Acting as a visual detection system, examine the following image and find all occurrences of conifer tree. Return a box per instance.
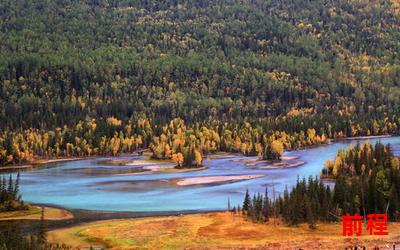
[14,172,20,201]
[243,189,250,214]
[262,187,269,221]
[38,207,47,246]
[305,196,316,230]
[7,175,13,200]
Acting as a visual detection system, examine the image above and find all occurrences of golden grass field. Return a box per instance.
[0,206,73,221]
[48,212,400,249]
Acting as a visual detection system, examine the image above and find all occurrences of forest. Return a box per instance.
[1,0,400,166]
[240,142,400,228]
[239,177,333,229]
[323,142,400,220]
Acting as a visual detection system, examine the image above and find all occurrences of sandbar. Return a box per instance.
[176,174,265,186]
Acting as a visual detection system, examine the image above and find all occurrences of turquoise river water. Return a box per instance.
[3,136,400,212]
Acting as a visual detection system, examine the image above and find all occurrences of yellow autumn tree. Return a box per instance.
[106,116,122,127]
[194,150,202,167]
[270,140,284,160]
[164,144,172,159]
[172,153,184,167]
[255,143,263,159]
[332,156,343,177]
[324,159,333,176]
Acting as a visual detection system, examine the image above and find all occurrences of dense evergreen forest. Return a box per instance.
[1,0,400,166]
[240,143,400,227]
[240,178,334,229]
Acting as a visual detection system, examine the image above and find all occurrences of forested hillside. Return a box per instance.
[1,0,400,165]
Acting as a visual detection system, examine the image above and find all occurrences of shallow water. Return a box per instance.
[3,137,400,212]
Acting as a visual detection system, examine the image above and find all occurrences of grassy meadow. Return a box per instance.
[48,212,400,249]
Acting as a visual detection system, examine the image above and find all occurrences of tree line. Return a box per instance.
[0,118,151,166]
[3,114,399,168]
[239,177,334,229]
[0,116,330,167]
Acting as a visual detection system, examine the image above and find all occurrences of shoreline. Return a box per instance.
[2,203,223,234]
[0,149,151,172]
[0,134,397,172]
[341,134,392,140]
[0,205,73,221]
[0,157,84,173]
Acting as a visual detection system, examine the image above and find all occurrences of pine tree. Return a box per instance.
[306,196,316,230]
[38,207,47,246]
[0,177,2,203]
[7,175,13,200]
[262,187,269,221]
[1,177,6,203]
[14,172,20,201]
[243,189,250,214]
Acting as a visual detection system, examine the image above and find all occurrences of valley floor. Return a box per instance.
[48,212,400,249]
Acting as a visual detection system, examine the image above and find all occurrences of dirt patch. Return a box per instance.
[258,160,305,169]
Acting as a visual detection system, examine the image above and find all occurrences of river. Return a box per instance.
[3,136,400,212]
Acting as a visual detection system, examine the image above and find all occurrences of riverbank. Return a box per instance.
[0,206,219,236]
[47,212,400,249]
[99,157,172,166]
[0,157,83,172]
[1,134,395,172]
[342,134,392,140]
[0,206,73,221]
[0,149,151,172]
